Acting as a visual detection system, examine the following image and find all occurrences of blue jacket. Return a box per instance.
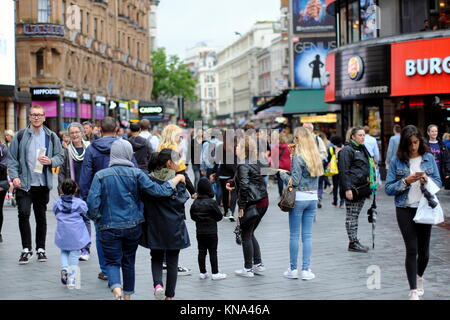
[386,134,400,165]
[79,136,137,200]
[86,165,175,231]
[53,195,90,251]
[280,154,319,192]
[385,153,441,207]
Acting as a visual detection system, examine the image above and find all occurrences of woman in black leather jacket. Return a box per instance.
[232,136,268,278]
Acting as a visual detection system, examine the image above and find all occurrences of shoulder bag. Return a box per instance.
[278,178,295,212]
[239,205,259,227]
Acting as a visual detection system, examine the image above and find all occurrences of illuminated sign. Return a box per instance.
[348,56,364,81]
[139,106,163,114]
[300,113,337,123]
[32,88,60,96]
[405,56,450,76]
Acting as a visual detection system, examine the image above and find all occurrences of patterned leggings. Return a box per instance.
[345,199,365,243]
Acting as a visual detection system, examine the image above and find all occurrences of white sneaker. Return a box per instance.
[409,289,420,300]
[235,269,254,278]
[79,250,90,261]
[417,276,424,296]
[199,272,209,280]
[253,263,266,274]
[283,268,299,279]
[211,273,227,280]
[301,269,315,280]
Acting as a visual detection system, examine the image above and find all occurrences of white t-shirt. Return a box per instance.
[407,156,422,208]
[295,191,318,201]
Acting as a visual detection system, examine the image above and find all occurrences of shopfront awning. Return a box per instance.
[253,90,289,114]
[283,89,332,115]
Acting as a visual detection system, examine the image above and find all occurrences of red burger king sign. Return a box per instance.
[391,37,450,96]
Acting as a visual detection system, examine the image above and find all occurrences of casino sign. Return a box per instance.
[23,24,65,36]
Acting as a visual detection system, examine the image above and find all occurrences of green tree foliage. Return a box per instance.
[151,48,197,102]
[184,108,202,127]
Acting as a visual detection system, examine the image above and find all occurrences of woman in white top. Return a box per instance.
[385,125,441,300]
[279,127,324,280]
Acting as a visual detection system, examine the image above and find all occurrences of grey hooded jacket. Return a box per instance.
[8,125,64,191]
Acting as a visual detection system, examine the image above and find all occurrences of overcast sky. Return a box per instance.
[157,0,280,59]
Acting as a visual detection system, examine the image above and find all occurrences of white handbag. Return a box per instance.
[413,178,444,225]
[413,195,444,225]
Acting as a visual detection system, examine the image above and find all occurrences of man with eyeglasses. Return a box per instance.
[8,105,64,264]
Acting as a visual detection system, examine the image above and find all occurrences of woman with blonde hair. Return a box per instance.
[279,127,323,280]
[156,124,195,276]
[158,124,196,197]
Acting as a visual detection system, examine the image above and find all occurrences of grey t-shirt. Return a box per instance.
[28,127,47,187]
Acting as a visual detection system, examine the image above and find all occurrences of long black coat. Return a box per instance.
[140,178,190,250]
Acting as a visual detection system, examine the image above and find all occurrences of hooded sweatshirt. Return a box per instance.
[109,138,134,167]
[53,195,90,251]
[79,136,117,200]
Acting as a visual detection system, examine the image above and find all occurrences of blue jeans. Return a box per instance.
[60,250,80,270]
[288,200,317,271]
[94,223,107,274]
[99,225,142,295]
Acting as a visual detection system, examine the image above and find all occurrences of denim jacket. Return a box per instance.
[280,154,319,192]
[385,153,441,207]
[87,165,175,231]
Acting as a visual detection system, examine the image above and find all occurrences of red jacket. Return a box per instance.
[271,143,291,171]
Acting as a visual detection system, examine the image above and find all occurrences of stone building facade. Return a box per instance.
[10,0,157,133]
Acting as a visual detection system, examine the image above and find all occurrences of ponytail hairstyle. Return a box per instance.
[61,178,78,196]
[148,148,181,172]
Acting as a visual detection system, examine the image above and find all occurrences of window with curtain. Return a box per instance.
[38,0,51,23]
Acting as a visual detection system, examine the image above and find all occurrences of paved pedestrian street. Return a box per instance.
[1,176,449,300]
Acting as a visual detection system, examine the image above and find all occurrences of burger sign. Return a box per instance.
[347,56,364,81]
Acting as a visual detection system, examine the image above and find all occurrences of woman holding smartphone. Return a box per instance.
[385,125,441,300]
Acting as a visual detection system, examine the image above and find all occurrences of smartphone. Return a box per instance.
[415,171,425,177]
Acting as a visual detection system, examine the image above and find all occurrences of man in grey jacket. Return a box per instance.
[8,105,64,264]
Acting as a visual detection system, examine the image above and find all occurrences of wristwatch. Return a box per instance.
[402,178,409,186]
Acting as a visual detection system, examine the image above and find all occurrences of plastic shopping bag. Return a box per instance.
[413,195,444,225]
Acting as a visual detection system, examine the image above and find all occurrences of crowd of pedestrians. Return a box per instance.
[1,105,450,300]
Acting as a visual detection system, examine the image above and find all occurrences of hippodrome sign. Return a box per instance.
[23,24,64,36]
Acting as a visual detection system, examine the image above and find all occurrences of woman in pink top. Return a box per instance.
[272,133,291,197]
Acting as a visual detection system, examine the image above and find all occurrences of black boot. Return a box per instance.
[348,241,369,253]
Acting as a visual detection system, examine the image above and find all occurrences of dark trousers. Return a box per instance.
[0,190,6,234]
[192,164,202,190]
[219,179,236,215]
[332,175,344,205]
[151,249,180,298]
[241,206,268,269]
[99,225,141,295]
[16,186,50,250]
[396,207,432,290]
[197,233,219,274]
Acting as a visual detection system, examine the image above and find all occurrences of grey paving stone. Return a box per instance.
[0,175,449,300]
